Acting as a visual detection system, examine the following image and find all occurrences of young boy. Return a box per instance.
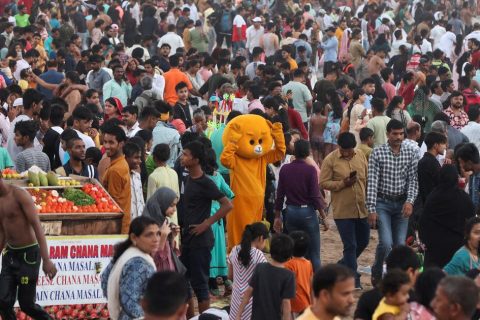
[123,142,144,219]
[141,271,189,320]
[187,109,207,135]
[285,231,314,317]
[381,68,396,103]
[366,98,391,147]
[179,141,232,317]
[418,131,447,203]
[358,127,374,160]
[236,233,296,320]
[173,81,193,128]
[14,120,51,173]
[147,143,179,199]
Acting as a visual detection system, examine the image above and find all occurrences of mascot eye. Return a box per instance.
[249,139,255,145]
[259,139,263,144]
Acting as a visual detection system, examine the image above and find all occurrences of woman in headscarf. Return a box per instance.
[419,164,475,268]
[104,97,123,121]
[142,187,180,272]
[407,85,441,134]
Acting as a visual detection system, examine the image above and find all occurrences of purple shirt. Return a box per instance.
[275,159,324,211]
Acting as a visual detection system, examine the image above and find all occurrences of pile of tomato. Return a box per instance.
[16,304,109,319]
[29,184,121,214]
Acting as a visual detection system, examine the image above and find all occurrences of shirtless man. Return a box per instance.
[0,178,57,320]
[367,49,387,77]
[309,102,328,166]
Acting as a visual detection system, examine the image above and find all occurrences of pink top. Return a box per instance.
[248,99,265,112]
[199,67,213,82]
[383,83,396,104]
[409,302,435,320]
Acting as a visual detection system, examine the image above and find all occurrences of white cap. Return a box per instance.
[318,9,326,14]
[252,17,262,23]
[13,98,23,107]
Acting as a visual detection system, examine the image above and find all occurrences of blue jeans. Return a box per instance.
[334,218,370,286]
[371,199,409,281]
[285,205,321,271]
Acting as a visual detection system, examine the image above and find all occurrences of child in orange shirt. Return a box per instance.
[285,231,314,316]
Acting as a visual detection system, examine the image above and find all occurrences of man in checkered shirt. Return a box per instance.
[366,119,419,284]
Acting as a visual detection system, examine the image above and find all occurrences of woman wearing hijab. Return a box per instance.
[419,164,475,268]
[142,187,181,272]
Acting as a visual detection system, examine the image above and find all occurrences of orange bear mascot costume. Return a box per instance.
[221,114,286,251]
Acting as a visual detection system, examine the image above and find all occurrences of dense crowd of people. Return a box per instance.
[2,0,480,319]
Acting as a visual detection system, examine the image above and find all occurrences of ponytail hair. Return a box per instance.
[112,216,159,263]
[238,222,269,267]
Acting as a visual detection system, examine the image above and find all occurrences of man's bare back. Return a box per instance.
[0,185,37,248]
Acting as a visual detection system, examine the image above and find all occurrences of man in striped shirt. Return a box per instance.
[14,120,50,173]
[366,119,419,285]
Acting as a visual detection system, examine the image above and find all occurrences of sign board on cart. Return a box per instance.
[0,234,127,306]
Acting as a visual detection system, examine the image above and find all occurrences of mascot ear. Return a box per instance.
[229,122,243,142]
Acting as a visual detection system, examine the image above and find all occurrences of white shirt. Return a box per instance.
[420,39,433,54]
[183,3,199,22]
[391,39,412,57]
[245,61,265,80]
[246,25,264,53]
[157,32,185,56]
[152,74,165,99]
[14,59,30,81]
[464,30,480,50]
[130,171,145,219]
[323,14,333,28]
[126,44,150,61]
[430,25,446,50]
[233,14,246,32]
[129,2,141,26]
[461,121,480,152]
[73,129,95,150]
[127,122,141,138]
[438,31,457,59]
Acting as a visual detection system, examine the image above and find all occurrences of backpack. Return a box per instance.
[463,89,480,113]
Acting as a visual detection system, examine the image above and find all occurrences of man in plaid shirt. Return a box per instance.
[367,119,419,284]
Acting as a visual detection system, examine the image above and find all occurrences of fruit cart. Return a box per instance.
[0,170,126,319]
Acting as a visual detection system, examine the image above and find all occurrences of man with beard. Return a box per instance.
[444,91,469,130]
[61,137,98,179]
[297,264,355,320]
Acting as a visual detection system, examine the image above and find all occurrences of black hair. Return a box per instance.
[465,216,480,246]
[226,110,242,123]
[183,141,206,166]
[386,119,404,132]
[175,81,188,93]
[293,139,310,159]
[385,245,421,271]
[169,54,180,67]
[152,143,170,163]
[424,131,447,149]
[381,268,411,297]
[112,216,159,263]
[270,233,294,263]
[312,264,355,297]
[414,268,446,308]
[49,105,65,127]
[455,143,480,164]
[123,105,139,116]
[139,106,161,122]
[380,68,393,81]
[135,130,153,144]
[361,77,375,86]
[385,96,404,118]
[123,141,142,158]
[371,98,385,113]
[72,106,94,121]
[14,120,38,141]
[103,125,127,143]
[86,147,102,166]
[468,104,480,122]
[143,271,189,317]
[39,104,51,121]
[360,127,374,141]
[203,148,218,176]
[337,132,357,149]
[290,231,310,257]
[23,89,44,110]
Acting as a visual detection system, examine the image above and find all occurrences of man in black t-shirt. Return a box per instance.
[179,141,232,318]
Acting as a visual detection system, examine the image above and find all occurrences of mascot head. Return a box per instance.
[223,114,274,159]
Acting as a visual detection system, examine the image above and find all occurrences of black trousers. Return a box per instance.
[0,244,52,320]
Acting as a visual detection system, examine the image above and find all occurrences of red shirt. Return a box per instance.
[288,107,308,139]
[472,49,480,69]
